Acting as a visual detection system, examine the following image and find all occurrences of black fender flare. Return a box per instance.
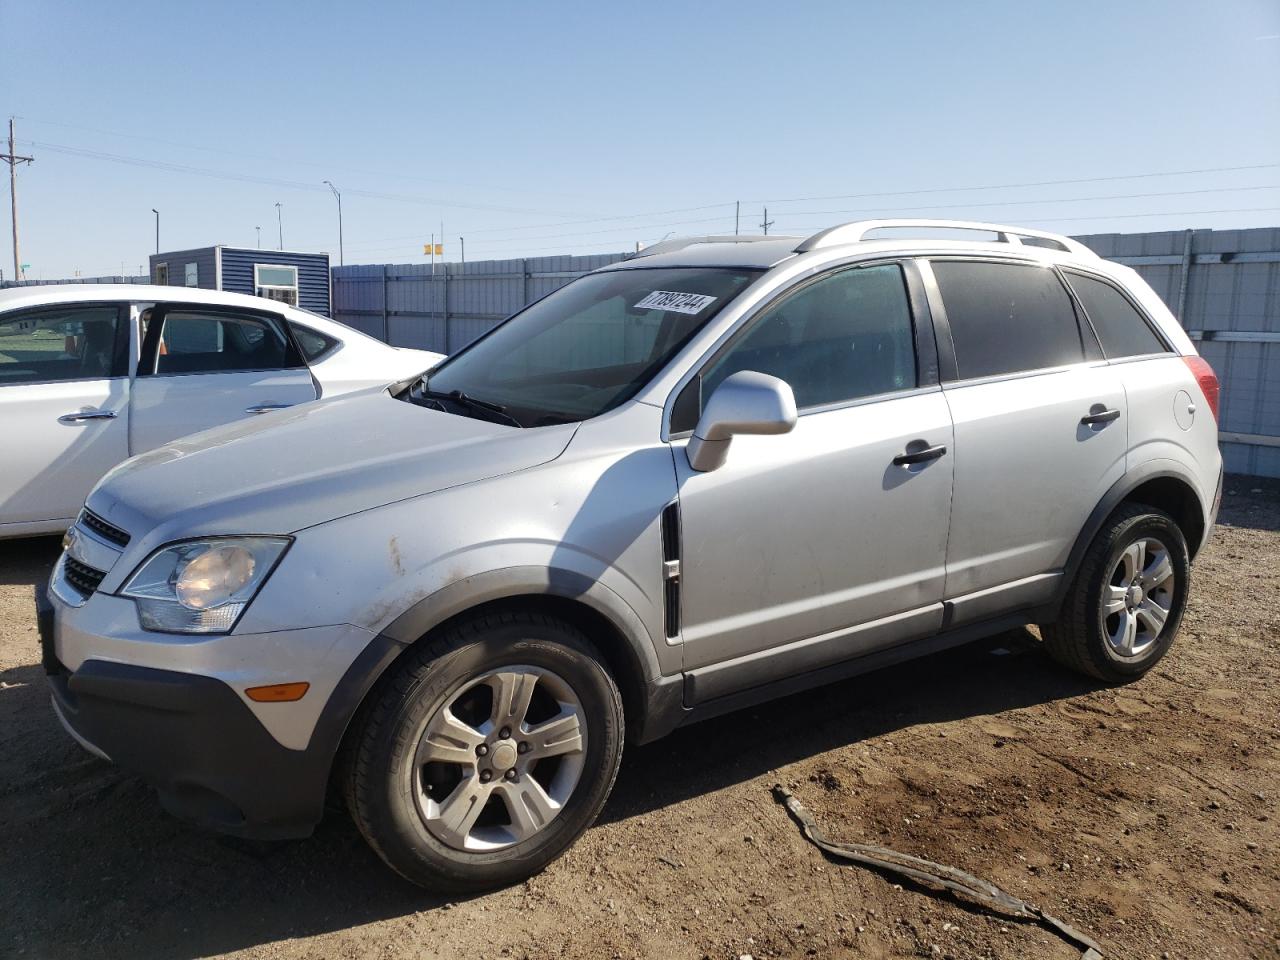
[1047,461,1208,614]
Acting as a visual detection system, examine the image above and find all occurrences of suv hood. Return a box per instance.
[87,389,577,547]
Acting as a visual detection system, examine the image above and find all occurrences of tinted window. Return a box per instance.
[0,304,126,385]
[1065,272,1167,359]
[703,264,917,409]
[424,267,757,424]
[149,309,301,375]
[288,322,338,362]
[932,261,1085,379]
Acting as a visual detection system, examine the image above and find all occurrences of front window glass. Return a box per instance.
[0,305,126,384]
[702,264,917,410]
[419,268,759,425]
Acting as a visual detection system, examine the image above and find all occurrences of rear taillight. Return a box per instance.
[1182,355,1220,423]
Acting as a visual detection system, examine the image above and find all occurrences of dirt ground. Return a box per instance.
[2,485,1277,960]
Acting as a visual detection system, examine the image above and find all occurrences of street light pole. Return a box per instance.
[255,226,261,249]
[323,180,343,266]
[275,202,283,250]
[151,208,159,253]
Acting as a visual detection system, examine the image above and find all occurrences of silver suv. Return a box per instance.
[41,219,1223,891]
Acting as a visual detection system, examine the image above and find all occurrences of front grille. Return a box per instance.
[63,557,106,598]
[80,509,130,547]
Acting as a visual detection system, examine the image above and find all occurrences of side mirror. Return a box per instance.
[686,370,797,472]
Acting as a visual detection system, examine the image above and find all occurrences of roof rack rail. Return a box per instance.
[794,219,1096,258]
[629,235,787,259]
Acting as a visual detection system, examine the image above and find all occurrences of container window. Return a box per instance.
[254,264,299,306]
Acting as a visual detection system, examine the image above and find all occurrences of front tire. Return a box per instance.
[344,611,624,891]
[1043,503,1190,682]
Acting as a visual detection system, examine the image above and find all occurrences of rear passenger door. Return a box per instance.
[924,258,1127,624]
[129,303,317,452]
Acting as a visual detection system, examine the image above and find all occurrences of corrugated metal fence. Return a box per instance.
[1080,228,1280,478]
[332,255,626,354]
[334,228,1279,477]
[1,274,149,288]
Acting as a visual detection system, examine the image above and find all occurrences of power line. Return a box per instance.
[753,183,1280,221]
[345,183,1278,253]
[20,139,562,216]
[450,205,1280,259]
[346,163,1280,248]
[15,115,584,201]
[748,162,1280,206]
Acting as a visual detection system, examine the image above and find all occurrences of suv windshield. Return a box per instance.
[409,267,759,426]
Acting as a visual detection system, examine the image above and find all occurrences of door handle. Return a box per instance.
[1080,408,1121,426]
[57,409,117,424]
[893,443,947,466]
[245,403,294,415]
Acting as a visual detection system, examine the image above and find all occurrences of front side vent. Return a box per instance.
[660,502,681,639]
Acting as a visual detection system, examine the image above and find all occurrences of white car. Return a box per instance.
[0,284,442,538]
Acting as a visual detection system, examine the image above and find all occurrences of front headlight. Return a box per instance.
[121,537,291,634]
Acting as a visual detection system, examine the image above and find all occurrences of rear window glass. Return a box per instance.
[151,310,301,375]
[932,261,1085,379]
[1064,272,1167,359]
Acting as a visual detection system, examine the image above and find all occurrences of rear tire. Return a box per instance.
[1043,503,1190,682]
[343,610,624,892]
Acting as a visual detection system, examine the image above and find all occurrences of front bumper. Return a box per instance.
[38,583,405,840]
[48,653,330,838]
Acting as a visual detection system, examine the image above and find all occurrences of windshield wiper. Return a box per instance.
[414,384,525,428]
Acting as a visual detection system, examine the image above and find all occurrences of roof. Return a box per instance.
[0,283,291,312]
[600,220,1102,273]
[0,282,414,355]
[607,237,803,271]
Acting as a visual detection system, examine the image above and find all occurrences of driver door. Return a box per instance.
[671,262,955,703]
[0,301,132,531]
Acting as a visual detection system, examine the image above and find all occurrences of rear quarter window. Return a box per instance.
[1064,272,1168,359]
[288,322,339,362]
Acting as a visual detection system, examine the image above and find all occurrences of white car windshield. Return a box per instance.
[407,267,759,427]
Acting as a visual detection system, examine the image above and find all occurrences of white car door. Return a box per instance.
[0,302,133,533]
[129,302,318,452]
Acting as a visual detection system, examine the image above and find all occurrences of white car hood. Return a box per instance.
[87,389,576,552]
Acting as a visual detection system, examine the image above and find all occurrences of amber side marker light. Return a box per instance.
[245,682,310,703]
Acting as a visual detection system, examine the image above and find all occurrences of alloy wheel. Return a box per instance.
[1101,536,1175,659]
[409,666,587,851]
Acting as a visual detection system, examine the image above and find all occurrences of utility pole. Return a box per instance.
[323,180,343,266]
[275,202,283,250]
[151,208,159,253]
[3,118,34,283]
[735,200,740,236]
[460,236,465,264]
[255,226,261,249]
[760,206,774,236]
[430,232,435,275]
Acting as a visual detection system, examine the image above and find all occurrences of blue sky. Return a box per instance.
[2,0,1278,279]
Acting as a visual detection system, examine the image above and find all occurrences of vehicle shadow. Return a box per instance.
[0,534,60,585]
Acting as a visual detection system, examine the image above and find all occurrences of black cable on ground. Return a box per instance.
[772,785,1105,959]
